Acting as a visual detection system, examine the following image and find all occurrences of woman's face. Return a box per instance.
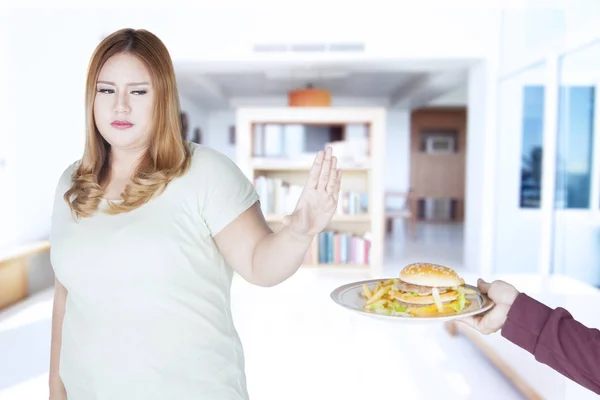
[94,53,155,151]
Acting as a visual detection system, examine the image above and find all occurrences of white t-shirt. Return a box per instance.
[50,143,259,400]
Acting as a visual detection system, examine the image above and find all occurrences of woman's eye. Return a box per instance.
[96,88,147,95]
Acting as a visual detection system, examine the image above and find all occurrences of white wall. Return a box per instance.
[564,0,600,34]
[3,11,92,247]
[464,62,493,276]
[383,110,411,192]
[493,65,546,275]
[499,2,600,75]
[206,111,237,161]
[460,8,502,276]
[237,7,500,61]
[499,8,567,74]
[179,95,208,142]
[552,213,600,284]
[0,14,15,251]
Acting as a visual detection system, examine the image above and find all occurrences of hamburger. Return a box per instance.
[392,263,469,316]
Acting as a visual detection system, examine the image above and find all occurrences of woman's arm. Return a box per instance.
[213,147,341,287]
[213,203,314,287]
[49,278,68,399]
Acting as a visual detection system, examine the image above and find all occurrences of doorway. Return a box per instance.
[409,108,467,223]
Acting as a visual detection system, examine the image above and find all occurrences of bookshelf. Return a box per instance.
[236,107,386,275]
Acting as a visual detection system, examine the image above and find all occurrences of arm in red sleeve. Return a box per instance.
[501,293,600,395]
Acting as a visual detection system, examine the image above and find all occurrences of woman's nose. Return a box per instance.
[114,93,130,114]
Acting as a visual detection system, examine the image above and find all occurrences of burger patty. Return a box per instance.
[397,280,450,295]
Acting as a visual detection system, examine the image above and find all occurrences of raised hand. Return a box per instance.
[282,146,342,237]
[458,279,520,334]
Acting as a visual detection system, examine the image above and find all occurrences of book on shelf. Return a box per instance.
[303,231,371,266]
[254,176,368,216]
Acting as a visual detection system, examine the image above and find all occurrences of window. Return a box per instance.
[520,85,545,208]
[517,82,597,210]
[551,39,600,285]
[555,86,595,209]
[494,62,548,274]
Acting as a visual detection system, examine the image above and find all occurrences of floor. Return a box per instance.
[0,222,524,400]
[382,220,465,275]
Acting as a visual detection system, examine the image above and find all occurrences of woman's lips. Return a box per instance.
[111,120,133,129]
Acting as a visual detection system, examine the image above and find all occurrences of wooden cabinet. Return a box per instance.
[0,241,50,310]
[410,108,467,222]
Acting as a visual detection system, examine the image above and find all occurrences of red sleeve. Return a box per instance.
[501,293,600,395]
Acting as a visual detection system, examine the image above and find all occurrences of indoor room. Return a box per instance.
[1,3,599,400]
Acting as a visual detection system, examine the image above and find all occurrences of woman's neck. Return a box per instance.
[109,147,145,179]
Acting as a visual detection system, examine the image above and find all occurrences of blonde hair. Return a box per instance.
[64,28,191,218]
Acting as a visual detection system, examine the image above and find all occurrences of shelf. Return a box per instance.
[265,214,371,223]
[252,158,370,172]
[236,107,386,275]
[301,263,370,269]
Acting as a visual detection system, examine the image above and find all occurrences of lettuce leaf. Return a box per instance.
[392,301,407,313]
[449,292,466,312]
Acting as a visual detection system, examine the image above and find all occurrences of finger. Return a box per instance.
[333,170,342,203]
[456,316,476,329]
[326,156,338,193]
[457,315,482,331]
[317,147,332,191]
[306,150,325,189]
[477,278,491,294]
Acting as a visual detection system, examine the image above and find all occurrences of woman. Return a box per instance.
[459,279,600,395]
[49,28,342,400]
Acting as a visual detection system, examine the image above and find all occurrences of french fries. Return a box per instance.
[360,279,410,316]
[360,279,474,317]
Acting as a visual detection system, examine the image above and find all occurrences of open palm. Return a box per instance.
[283,146,342,236]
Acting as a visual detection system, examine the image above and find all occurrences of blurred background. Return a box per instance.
[1,1,599,399]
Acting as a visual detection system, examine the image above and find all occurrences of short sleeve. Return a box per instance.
[194,147,260,237]
[51,161,79,220]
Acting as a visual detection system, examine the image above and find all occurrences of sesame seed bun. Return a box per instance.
[399,262,463,288]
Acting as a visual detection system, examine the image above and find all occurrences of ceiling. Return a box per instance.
[175,59,472,110]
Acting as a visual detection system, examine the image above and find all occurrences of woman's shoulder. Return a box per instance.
[57,160,81,187]
[51,160,81,204]
[188,142,227,160]
[184,142,250,186]
[186,142,238,172]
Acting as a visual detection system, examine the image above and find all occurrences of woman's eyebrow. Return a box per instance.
[96,80,150,86]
